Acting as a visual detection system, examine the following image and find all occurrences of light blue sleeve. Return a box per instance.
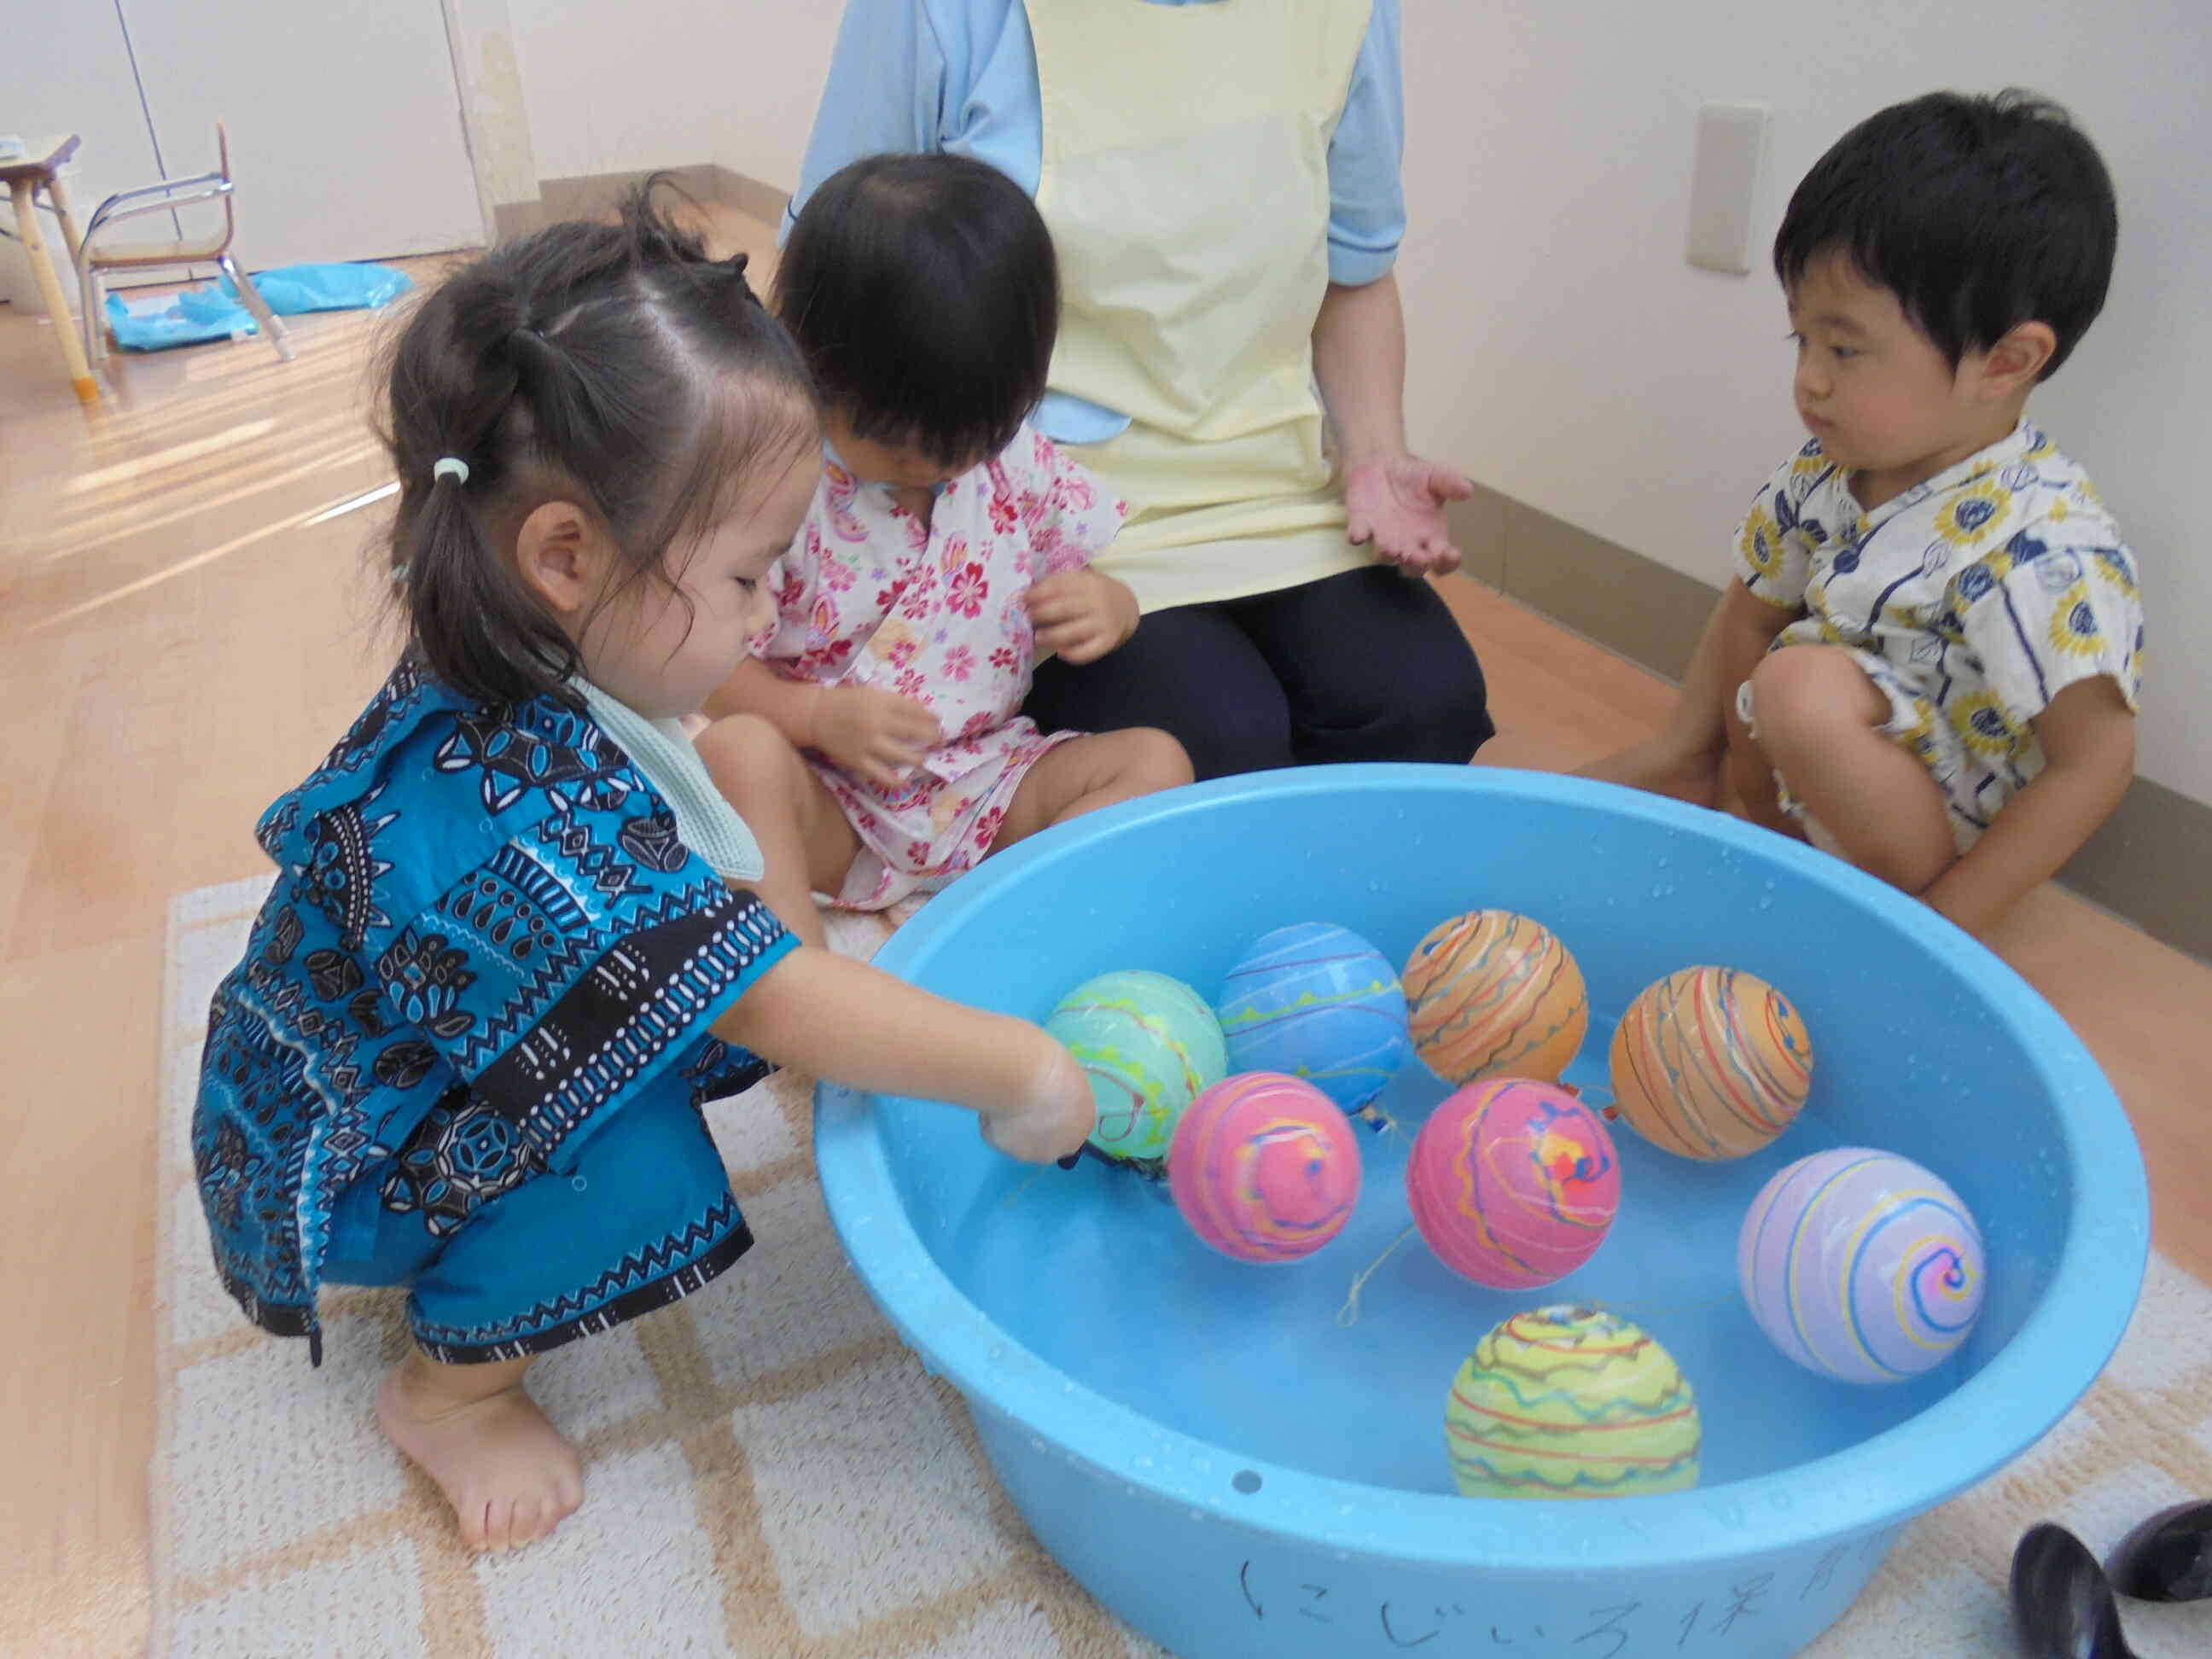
[1327,0,1407,286]
[786,0,956,232]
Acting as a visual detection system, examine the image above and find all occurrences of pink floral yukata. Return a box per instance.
[752,423,1126,908]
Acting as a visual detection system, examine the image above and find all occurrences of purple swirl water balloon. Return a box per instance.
[1738,1147,1986,1385]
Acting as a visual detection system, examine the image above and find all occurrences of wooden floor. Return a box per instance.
[1,212,2205,1657]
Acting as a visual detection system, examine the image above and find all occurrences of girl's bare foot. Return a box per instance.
[376,1350,585,1551]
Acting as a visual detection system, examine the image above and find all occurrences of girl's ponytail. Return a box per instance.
[399,454,578,707]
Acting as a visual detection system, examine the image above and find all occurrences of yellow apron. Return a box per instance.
[1028,0,1377,612]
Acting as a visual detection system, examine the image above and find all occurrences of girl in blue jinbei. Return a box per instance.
[191,189,1095,1553]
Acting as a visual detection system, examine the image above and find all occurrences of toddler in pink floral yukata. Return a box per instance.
[700,154,1191,946]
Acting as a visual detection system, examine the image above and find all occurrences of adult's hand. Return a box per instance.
[1344,453,1474,577]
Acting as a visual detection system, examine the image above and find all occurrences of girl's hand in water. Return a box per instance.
[813,685,942,789]
[1024,571,1140,665]
[717,949,1095,1163]
[979,1041,1098,1163]
[1344,453,1476,577]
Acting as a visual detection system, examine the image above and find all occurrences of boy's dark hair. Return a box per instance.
[776,152,1058,469]
[1774,90,2117,380]
[379,180,817,707]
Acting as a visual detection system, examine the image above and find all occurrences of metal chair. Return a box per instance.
[74,122,294,376]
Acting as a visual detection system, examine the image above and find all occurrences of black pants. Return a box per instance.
[1022,565,1494,782]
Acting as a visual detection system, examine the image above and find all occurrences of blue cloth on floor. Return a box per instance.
[103,261,414,351]
[106,289,259,350]
[220,262,413,314]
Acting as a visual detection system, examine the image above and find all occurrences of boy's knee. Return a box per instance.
[1747,645,1871,743]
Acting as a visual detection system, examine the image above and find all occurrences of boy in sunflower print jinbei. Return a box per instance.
[1589,91,2141,937]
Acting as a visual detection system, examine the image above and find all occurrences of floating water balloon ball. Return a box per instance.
[1402,910,1588,1085]
[1611,965,1814,1160]
[1045,969,1227,1169]
[1167,1072,1363,1264]
[1406,1077,1621,1290]
[1738,1147,1987,1384]
[1214,923,1409,1125]
[1444,1305,1703,1499]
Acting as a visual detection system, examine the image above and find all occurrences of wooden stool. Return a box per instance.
[2,135,99,404]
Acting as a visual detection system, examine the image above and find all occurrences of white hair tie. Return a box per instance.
[432,457,470,486]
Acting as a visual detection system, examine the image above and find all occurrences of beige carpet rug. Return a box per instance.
[153,876,2211,1658]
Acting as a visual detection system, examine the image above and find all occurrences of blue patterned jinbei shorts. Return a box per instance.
[322,1065,754,1364]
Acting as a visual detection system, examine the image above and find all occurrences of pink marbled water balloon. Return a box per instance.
[1167,1074,1364,1264]
[1408,1078,1622,1289]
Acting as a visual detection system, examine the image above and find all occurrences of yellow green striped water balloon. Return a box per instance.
[1444,1306,1703,1500]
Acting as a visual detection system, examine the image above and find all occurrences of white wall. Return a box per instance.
[504,0,834,189]
[1399,0,2211,805]
[715,10,842,192]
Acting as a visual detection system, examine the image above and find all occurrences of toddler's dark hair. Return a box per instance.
[380,182,817,706]
[1774,90,2116,381]
[776,153,1057,469]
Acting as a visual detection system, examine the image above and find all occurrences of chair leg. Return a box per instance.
[79,265,107,373]
[12,178,100,403]
[42,172,87,266]
[219,255,294,363]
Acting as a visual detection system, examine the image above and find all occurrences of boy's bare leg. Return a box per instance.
[1580,582,1796,807]
[695,713,860,951]
[993,728,1193,853]
[1745,645,1956,893]
[1726,686,1802,839]
[376,1349,582,1552]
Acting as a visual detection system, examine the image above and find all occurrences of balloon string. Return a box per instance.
[997,1171,1046,1209]
[1336,1224,1418,1328]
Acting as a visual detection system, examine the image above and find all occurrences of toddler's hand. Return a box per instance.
[1345,453,1475,577]
[978,1040,1098,1163]
[814,685,942,789]
[1024,571,1139,666]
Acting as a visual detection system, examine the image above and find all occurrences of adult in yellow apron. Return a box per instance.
[792,0,1493,779]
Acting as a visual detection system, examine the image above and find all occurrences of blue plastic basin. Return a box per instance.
[815,766,2148,1658]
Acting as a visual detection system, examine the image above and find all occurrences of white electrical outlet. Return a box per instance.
[1686,102,1772,276]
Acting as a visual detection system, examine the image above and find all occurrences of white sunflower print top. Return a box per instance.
[1733,422,2142,848]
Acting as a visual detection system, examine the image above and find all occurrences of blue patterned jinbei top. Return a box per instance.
[193,660,795,1361]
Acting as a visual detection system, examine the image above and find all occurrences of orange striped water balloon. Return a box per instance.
[1401,911,1588,1086]
[1608,967,1813,1161]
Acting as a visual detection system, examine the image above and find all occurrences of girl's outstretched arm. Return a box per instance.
[716,944,1097,1162]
